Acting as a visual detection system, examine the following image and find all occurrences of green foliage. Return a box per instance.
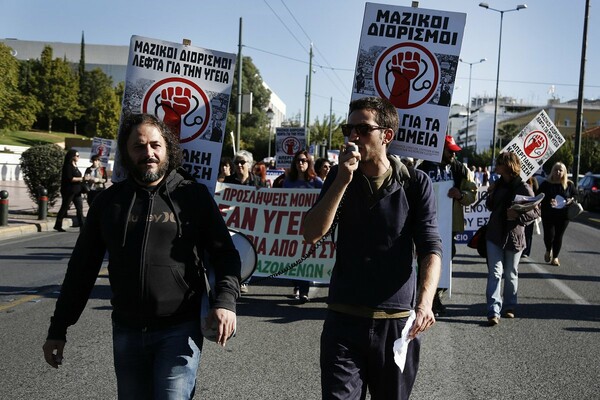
[310,114,345,151]
[579,136,600,173]
[78,68,120,138]
[0,43,40,130]
[545,138,574,174]
[19,144,64,206]
[29,46,81,132]
[225,56,272,153]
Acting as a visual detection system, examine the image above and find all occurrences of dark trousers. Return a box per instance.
[54,191,84,229]
[541,216,569,257]
[320,311,420,400]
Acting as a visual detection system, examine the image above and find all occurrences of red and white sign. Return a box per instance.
[115,35,236,194]
[501,110,566,180]
[352,3,466,163]
[275,127,307,169]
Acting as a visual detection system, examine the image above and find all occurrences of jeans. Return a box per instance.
[112,319,203,400]
[486,240,522,317]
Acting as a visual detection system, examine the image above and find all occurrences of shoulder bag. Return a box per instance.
[467,224,487,258]
[567,200,583,220]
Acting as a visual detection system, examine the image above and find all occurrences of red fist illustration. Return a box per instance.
[160,86,192,139]
[387,51,421,109]
[524,134,545,156]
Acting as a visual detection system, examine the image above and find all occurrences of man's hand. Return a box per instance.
[206,308,236,347]
[447,187,462,200]
[338,142,360,184]
[408,305,436,340]
[43,340,66,369]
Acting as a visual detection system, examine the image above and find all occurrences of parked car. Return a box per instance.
[576,174,600,211]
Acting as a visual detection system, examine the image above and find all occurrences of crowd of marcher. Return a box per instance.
[43,95,580,399]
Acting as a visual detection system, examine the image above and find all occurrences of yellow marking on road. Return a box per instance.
[0,267,109,312]
[0,294,43,312]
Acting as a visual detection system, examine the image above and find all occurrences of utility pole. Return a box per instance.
[573,0,590,186]
[306,43,313,148]
[235,17,243,153]
[328,97,333,154]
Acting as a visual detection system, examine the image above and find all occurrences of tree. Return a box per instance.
[545,138,574,174]
[0,43,40,130]
[310,113,345,151]
[29,46,81,132]
[20,144,64,207]
[225,56,272,155]
[79,68,120,138]
[497,123,520,149]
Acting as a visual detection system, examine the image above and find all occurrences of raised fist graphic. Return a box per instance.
[524,133,545,156]
[387,51,421,108]
[160,86,192,139]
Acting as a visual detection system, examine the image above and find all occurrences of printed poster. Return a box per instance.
[114,35,236,193]
[275,127,307,169]
[501,110,566,181]
[91,137,115,169]
[352,3,466,163]
[214,183,335,283]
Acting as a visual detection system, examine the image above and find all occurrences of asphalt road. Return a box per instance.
[1,216,599,400]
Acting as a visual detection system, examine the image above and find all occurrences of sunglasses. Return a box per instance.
[341,123,389,137]
[234,160,247,165]
[296,158,308,164]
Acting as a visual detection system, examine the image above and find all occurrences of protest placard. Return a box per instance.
[501,110,566,181]
[352,3,466,163]
[275,127,308,169]
[114,35,236,193]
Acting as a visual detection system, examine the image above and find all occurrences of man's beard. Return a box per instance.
[131,158,169,183]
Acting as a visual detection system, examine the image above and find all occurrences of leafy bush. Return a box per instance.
[19,144,64,207]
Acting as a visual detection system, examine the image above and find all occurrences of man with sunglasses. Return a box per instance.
[304,96,442,399]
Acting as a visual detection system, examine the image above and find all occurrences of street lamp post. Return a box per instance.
[266,107,275,159]
[479,2,527,165]
[459,58,486,150]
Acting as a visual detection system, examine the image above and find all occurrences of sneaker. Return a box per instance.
[300,294,309,304]
[502,310,515,319]
[240,284,249,294]
[293,288,300,300]
[551,258,560,266]
[544,250,552,263]
[487,316,500,326]
[432,296,447,317]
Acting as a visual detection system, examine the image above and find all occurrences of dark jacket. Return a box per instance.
[61,163,83,196]
[48,168,241,340]
[485,177,539,252]
[538,180,576,220]
[317,155,442,310]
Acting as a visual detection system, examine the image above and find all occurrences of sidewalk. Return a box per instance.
[0,180,88,240]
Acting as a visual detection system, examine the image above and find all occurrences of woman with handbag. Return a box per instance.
[538,162,577,266]
[484,152,539,326]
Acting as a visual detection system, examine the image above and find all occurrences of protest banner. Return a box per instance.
[114,35,236,193]
[457,186,490,244]
[352,3,466,163]
[275,127,308,169]
[501,110,566,181]
[214,183,334,283]
[214,179,454,289]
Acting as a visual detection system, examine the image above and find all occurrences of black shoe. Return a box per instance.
[432,296,447,316]
[54,227,66,232]
[299,295,309,304]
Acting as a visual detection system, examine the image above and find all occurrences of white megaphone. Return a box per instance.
[201,228,257,342]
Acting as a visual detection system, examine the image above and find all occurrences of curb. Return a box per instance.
[0,218,74,240]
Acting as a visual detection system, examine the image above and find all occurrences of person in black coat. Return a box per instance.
[53,149,84,232]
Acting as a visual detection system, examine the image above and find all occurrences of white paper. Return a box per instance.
[553,195,566,209]
[393,310,416,372]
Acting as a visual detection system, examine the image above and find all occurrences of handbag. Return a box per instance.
[467,224,488,258]
[567,200,583,220]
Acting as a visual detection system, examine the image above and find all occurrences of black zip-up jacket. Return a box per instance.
[47,169,241,340]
